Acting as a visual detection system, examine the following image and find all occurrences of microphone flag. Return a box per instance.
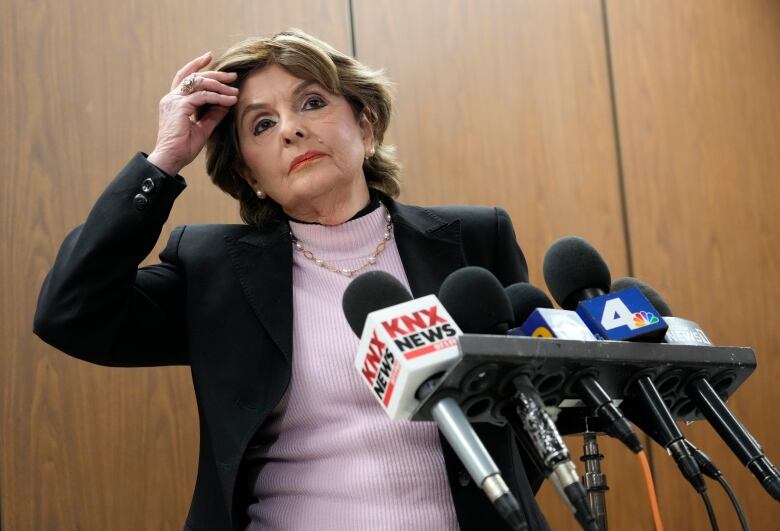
[354,295,461,420]
[576,287,668,341]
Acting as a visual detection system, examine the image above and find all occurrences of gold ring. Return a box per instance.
[179,74,197,95]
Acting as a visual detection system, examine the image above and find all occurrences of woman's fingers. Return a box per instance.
[171,51,213,90]
[198,71,239,83]
[198,76,239,96]
[150,53,240,175]
[177,74,239,97]
[196,104,232,140]
[185,90,238,108]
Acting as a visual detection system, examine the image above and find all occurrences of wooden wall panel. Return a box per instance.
[353,0,631,288]
[0,1,350,529]
[607,0,780,529]
[9,0,775,529]
[353,1,649,529]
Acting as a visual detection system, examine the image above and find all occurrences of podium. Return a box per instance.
[412,335,756,433]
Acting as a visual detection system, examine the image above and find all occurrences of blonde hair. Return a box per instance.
[204,29,400,227]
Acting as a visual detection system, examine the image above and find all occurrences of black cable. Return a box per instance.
[686,440,749,531]
[716,475,749,531]
[700,490,720,531]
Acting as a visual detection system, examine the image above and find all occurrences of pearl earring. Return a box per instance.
[256,190,265,199]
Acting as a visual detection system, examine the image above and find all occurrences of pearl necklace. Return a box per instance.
[289,204,393,278]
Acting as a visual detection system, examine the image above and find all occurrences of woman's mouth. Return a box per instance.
[290,152,326,173]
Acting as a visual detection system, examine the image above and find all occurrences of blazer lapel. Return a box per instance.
[225,223,293,362]
[221,198,464,363]
[388,199,466,296]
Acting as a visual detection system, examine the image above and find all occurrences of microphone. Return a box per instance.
[439,266,514,335]
[342,271,529,530]
[612,276,780,502]
[505,282,556,336]
[542,236,611,311]
[439,268,599,531]
[508,282,642,453]
[543,236,706,494]
[610,277,672,317]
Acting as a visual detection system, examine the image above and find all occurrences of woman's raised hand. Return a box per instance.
[147,52,238,176]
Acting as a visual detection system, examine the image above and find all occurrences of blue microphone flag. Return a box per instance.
[576,287,668,341]
[520,308,597,341]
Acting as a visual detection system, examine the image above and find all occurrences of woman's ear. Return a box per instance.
[359,112,375,156]
[234,166,265,198]
[234,165,256,187]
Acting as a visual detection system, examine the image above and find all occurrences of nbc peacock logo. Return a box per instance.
[633,311,660,328]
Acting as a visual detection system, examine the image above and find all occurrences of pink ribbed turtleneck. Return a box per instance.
[244,205,459,530]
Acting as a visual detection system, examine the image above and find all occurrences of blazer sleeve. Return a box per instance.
[492,206,529,285]
[33,153,190,367]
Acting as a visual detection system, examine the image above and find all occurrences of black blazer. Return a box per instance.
[34,154,549,531]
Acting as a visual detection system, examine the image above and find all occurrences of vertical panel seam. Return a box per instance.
[600,0,634,278]
[348,0,357,58]
[601,0,658,479]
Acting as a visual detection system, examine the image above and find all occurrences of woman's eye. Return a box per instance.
[253,118,276,136]
[303,96,326,110]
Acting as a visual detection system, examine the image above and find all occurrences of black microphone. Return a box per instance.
[505,282,642,453]
[342,271,529,530]
[610,277,672,317]
[612,276,780,502]
[543,236,611,311]
[543,236,706,494]
[505,282,555,327]
[439,267,599,531]
[439,266,514,335]
[342,270,413,334]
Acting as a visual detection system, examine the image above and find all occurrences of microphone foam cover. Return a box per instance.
[438,266,513,334]
[505,282,554,327]
[611,277,673,317]
[543,236,611,309]
[342,271,412,336]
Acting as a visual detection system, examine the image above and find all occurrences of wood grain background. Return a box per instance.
[2,0,778,529]
[607,1,780,528]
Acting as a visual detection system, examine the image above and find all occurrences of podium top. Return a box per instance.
[412,335,756,431]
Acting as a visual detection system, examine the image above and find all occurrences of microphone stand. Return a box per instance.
[581,424,609,531]
[506,378,599,531]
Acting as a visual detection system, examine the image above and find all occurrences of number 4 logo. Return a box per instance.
[601,298,641,331]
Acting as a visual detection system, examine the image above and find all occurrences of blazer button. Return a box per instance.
[141,178,155,193]
[458,469,471,487]
[133,193,149,210]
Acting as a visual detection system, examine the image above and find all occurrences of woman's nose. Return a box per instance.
[281,117,306,145]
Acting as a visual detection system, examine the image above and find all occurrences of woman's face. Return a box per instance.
[235,64,373,219]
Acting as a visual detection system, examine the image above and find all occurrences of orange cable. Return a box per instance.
[638,449,665,531]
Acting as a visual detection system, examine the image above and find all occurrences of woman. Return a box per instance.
[34,29,548,531]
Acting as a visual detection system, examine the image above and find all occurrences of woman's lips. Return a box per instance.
[290,152,325,173]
